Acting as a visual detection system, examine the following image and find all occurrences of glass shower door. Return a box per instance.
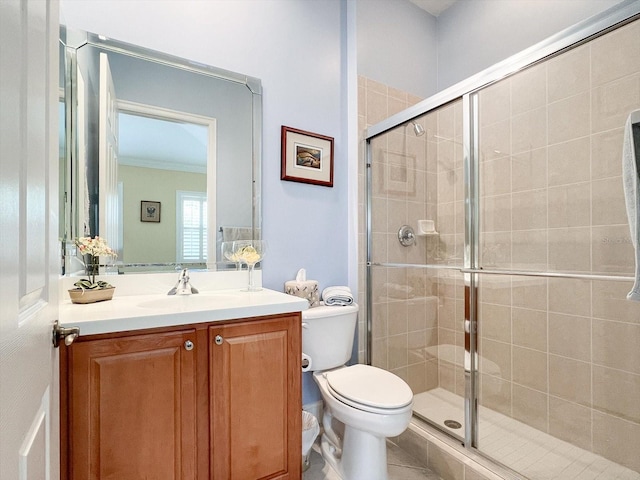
[474,17,640,478]
[367,99,468,442]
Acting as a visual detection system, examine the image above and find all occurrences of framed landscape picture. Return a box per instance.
[281,126,334,187]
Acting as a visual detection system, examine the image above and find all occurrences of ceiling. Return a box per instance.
[409,0,457,17]
[118,113,208,173]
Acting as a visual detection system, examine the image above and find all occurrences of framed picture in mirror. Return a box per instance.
[281,126,334,187]
[141,201,161,223]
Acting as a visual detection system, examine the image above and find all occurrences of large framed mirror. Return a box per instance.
[60,29,262,275]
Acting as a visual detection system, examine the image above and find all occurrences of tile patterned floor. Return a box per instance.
[413,388,640,480]
[303,439,442,480]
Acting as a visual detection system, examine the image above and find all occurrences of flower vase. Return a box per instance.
[68,286,115,304]
[247,263,259,292]
[70,237,117,303]
[84,254,100,280]
[232,240,266,292]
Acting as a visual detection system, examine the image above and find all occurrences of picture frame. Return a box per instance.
[140,200,161,223]
[281,126,334,187]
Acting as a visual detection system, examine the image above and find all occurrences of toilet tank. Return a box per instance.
[302,304,359,371]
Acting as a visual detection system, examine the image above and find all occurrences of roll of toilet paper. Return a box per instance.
[301,353,313,372]
[284,268,319,307]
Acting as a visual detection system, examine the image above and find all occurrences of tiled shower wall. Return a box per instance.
[360,16,640,474]
[356,75,425,366]
[476,18,640,471]
[357,75,466,396]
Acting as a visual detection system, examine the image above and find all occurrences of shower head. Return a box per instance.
[407,121,425,137]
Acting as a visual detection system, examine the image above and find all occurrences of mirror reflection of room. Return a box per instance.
[63,33,258,274]
[118,111,210,267]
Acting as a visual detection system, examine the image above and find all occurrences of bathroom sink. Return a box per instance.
[137,293,242,310]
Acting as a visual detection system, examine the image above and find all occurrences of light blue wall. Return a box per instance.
[436,0,625,90]
[60,0,632,407]
[357,0,438,98]
[61,0,348,298]
[61,0,348,406]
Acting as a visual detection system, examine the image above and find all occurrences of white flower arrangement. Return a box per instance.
[236,245,262,265]
[74,236,117,289]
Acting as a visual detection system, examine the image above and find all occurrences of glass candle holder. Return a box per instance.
[232,240,267,291]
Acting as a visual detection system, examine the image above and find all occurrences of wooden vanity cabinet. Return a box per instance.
[62,328,198,480]
[60,313,302,480]
[210,314,302,479]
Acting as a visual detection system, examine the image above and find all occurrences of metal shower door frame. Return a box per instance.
[364,0,640,455]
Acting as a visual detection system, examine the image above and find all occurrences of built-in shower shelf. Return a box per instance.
[417,220,437,236]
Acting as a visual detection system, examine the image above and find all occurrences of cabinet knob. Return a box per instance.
[184,340,194,351]
[215,335,223,345]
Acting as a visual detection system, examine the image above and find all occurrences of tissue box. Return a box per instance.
[284,281,319,307]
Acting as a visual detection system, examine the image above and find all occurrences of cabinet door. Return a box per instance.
[68,329,197,480]
[210,315,301,480]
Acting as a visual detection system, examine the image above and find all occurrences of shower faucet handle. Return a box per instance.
[398,225,415,247]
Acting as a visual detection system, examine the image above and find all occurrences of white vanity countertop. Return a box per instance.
[59,287,309,336]
[58,271,309,336]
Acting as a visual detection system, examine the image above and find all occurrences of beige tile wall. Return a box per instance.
[477,19,640,472]
[359,16,640,475]
[359,76,434,389]
[358,74,468,396]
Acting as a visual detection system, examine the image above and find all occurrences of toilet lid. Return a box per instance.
[325,364,413,409]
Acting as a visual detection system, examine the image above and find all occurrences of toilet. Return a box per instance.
[302,304,413,480]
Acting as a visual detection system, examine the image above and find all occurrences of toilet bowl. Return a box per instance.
[302,304,413,480]
[314,365,413,480]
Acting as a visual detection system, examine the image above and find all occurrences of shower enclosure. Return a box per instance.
[363,4,640,479]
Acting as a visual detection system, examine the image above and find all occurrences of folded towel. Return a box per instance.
[623,109,640,302]
[220,226,254,242]
[322,286,354,306]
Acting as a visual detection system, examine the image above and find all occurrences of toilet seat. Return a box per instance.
[325,364,413,414]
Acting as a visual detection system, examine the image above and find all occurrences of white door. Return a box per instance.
[0,0,61,479]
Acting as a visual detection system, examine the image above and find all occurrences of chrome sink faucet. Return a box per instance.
[167,268,199,295]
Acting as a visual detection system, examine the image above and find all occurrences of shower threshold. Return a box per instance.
[413,388,640,480]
